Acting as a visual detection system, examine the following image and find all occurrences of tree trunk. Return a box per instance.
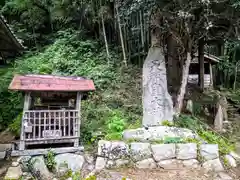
[115,2,127,66]
[142,10,173,127]
[174,52,192,116]
[198,39,205,91]
[101,14,110,64]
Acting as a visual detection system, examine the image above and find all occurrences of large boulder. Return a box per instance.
[95,157,107,171]
[176,143,197,160]
[31,156,53,179]
[202,158,224,172]
[4,166,22,180]
[151,144,176,161]
[142,46,174,127]
[130,142,151,161]
[123,126,197,141]
[98,140,129,160]
[136,158,157,169]
[157,159,182,170]
[200,144,219,161]
[55,153,85,173]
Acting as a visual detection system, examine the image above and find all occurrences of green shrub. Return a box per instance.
[8,113,22,136]
[44,150,56,172]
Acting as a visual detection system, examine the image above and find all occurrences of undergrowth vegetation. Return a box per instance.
[176,115,235,155]
[0,29,142,144]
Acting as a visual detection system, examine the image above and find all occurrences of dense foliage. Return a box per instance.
[0,29,142,144]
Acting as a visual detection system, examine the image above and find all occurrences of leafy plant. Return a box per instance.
[44,150,56,172]
[161,120,174,127]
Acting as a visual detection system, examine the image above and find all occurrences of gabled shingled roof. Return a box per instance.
[0,15,24,58]
[9,74,96,92]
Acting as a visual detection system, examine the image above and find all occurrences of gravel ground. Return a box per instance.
[96,168,238,180]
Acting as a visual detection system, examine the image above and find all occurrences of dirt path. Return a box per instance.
[97,168,238,180]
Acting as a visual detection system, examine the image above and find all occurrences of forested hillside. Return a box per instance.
[1,0,240,152]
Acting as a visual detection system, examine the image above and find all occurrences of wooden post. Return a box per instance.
[209,63,213,88]
[74,92,81,147]
[198,39,205,91]
[20,92,31,150]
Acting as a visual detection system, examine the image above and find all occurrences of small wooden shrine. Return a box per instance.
[9,74,95,151]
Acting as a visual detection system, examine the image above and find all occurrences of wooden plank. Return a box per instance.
[33,111,36,139]
[20,92,31,150]
[11,146,84,157]
[68,111,71,136]
[63,111,66,136]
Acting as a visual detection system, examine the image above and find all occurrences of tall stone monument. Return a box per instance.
[142,46,174,127]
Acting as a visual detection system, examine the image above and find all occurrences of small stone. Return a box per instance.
[18,156,31,172]
[136,158,157,169]
[224,155,237,168]
[55,153,85,172]
[186,100,193,113]
[84,154,94,164]
[157,159,182,170]
[106,160,116,169]
[95,157,107,170]
[151,144,176,161]
[182,159,199,168]
[31,156,53,179]
[229,151,240,161]
[176,143,197,160]
[202,158,224,172]
[115,159,130,167]
[11,161,19,167]
[22,172,34,180]
[130,142,151,161]
[98,140,112,157]
[200,144,219,160]
[4,166,22,180]
[217,172,233,180]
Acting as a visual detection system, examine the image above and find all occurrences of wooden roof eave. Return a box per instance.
[0,15,25,51]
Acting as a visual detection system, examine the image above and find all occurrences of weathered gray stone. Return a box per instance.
[57,161,69,177]
[123,126,197,141]
[186,100,193,113]
[142,47,174,126]
[55,153,85,172]
[11,161,19,167]
[151,144,176,161]
[130,142,151,161]
[0,151,5,159]
[22,172,34,180]
[202,158,224,172]
[4,166,22,180]
[200,144,219,160]
[98,140,129,160]
[176,143,197,160]
[115,159,130,167]
[95,157,107,170]
[136,158,157,169]
[217,172,233,180]
[224,155,237,168]
[157,159,182,170]
[98,140,112,157]
[214,104,224,131]
[84,154,94,164]
[106,160,116,169]
[109,141,129,160]
[31,156,53,180]
[18,156,31,172]
[182,159,199,168]
[229,151,240,161]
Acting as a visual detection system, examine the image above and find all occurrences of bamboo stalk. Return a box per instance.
[116,1,127,66]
